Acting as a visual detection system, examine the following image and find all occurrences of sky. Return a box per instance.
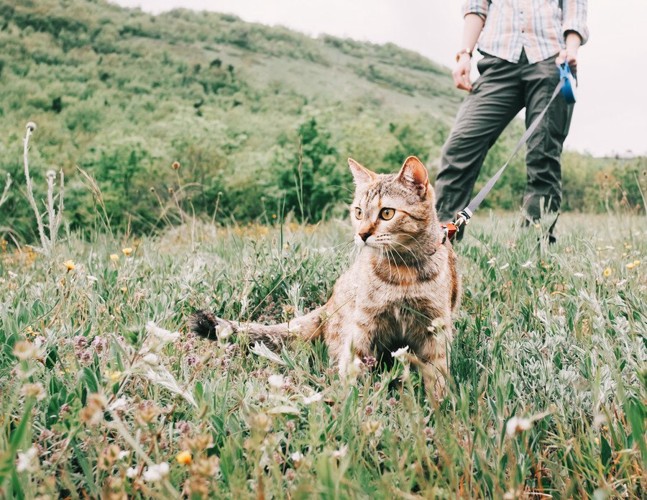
[112,0,646,158]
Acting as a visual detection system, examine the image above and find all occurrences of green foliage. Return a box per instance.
[275,118,346,222]
[0,0,645,246]
[0,215,645,497]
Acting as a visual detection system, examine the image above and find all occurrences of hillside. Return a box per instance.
[0,0,644,240]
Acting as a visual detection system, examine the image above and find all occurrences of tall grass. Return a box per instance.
[0,212,645,498]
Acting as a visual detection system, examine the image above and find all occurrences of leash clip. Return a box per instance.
[442,208,473,243]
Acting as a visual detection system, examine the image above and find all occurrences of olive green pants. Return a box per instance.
[435,51,574,224]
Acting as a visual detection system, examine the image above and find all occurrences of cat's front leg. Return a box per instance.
[335,322,371,381]
[419,319,453,400]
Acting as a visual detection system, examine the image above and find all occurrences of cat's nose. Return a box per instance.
[359,231,371,242]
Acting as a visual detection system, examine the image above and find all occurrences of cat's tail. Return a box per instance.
[189,307,326,348]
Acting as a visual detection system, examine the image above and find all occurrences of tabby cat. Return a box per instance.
[191,156,460,396]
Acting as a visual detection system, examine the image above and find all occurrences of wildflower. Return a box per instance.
[391,345,410,361]
[290,451,304,467]
[506,416,532,437]
[106,370,122,383]
[142,462,169,482]
[626,260,640,270]
[26,122,37,132]
[110,253,119,262]
[98,445,121,470]
[521,260,534,268]
[284,468,296,481]
[126,467,138,479]
[73,335,88,350]
[21,383,46,401]
[176,421,192,434]
[108,398,129,412]
[171,161,181,170]
[135,402,160,425]
[268,374,284,389]
[122,247,133,257]
[303,392,323,405]
[362,420,382,436]
[91,336,108,353]
[331,445,348,460]
[176,450,192,465]
[79,393,107,426]
[13,341,38,361]
[602,267,612,278]
[249,412,272,433]
[63,260,76,271]
[16,447,38,473]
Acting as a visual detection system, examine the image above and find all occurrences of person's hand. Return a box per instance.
[556,32,581,70]
[556,47,578,70]
[452,54,473,91]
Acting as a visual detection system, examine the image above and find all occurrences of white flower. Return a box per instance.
[521,260,534,268]
[142,462,169,482]
[573,272,584,278]
[487,257,496,265]
[16,447,38,473]
[126,467,138,478]
[391,346,410,361]
[303,393,323,405]
[118,450,130,460]
[268,374,284,389]
[108,398,129,412]
[331,445,348,459]
[506,417,532,437]
[290,451,304,465]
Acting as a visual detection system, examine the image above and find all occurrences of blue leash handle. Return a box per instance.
[559,62,577,104]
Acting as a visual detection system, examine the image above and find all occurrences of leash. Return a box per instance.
[442,62,576,242]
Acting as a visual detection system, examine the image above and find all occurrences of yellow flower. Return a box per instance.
[110,254,119,262]
[63,259,76,271]
[106,370,122,383]
[603,267,612,278]
[626,262,635,270]
[120,287,128,293]
[122,247,133,257]
[176,451,192,465]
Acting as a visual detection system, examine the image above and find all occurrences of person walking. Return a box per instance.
[435,0,588,241]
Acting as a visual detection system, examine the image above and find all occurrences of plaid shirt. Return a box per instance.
[463,0,589,63]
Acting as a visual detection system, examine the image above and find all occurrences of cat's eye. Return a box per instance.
[379,208,395,220]
[354,207,363,219]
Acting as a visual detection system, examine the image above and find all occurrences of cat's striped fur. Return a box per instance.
[191,156,460,396]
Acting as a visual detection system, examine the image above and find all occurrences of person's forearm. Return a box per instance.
[565,31,581,53]
[460,13,485,52]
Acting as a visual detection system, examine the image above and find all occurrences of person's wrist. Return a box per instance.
[455,48,473,63]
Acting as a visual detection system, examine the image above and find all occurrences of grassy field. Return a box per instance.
[0,213,645,498]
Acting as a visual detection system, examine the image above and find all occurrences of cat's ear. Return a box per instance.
[398,156,429,197]
[348,158,376,186]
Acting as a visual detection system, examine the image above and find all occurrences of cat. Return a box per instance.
[190,156,461,397]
